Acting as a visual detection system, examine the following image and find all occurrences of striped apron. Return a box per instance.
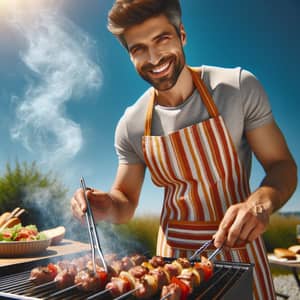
[142,67,275,299]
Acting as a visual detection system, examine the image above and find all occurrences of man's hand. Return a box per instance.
[214,196,271,248]
[70,188,113,223]
[214,120,297,249]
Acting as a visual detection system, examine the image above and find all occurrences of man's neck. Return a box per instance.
[155,66,194,107]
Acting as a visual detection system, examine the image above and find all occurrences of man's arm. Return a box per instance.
[247,120,297,212]
[109,163,146,223]
[71,163,146,224]
[214,120,297,248]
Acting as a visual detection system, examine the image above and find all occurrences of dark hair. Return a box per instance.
[107,0,182,48]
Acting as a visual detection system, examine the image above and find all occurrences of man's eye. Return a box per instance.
[157,35,170,43]
[130,47,142,55]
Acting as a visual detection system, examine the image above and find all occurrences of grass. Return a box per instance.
[263,213,300,252]
[112,214,160,256]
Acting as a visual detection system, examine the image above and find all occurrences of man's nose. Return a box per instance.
[147,48,161,65]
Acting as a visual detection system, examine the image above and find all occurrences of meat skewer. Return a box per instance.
[110,256,212,300]
[104,256,205,299]
[160,256,214,300]
[29,253,147,294]
[29,253,213,299]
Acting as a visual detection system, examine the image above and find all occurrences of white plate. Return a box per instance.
[268,253,300,264]
[0,239,51,257]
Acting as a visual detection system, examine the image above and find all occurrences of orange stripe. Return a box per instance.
[168,232,215,241]
[188,68,219,117]
[153,137,178,225]
[183,127,205,220]
[213,118,237,206]
[144,137,165,186]
[161,137,189,222]
[219,117,246,201]
[144,89,155,136]
[202,122,224,218]
[169,132,193,218]
[205,120,225,178]
[160,138,180,223]
[191,125,217,220]
[167,241,207,250]
[168,220,219,229]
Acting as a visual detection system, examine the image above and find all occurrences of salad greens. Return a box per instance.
[0,224,47,242]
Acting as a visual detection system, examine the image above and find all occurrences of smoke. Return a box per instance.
[9,2,102,165]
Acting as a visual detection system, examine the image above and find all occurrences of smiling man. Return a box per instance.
[71,1,297,299]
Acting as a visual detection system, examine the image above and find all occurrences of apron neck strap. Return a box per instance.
[144,66,219,136]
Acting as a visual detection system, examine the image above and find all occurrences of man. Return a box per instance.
[71,1,297,299]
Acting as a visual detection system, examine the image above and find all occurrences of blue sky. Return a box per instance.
[0,0,299,216]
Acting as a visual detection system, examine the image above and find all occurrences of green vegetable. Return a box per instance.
[0,223,45,241]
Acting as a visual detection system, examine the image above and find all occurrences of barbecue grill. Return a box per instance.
[0,253,254,300]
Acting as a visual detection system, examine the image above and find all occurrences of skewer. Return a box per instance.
[0,292,42,300]
[48,283,82,297]
[14,208,26,218]
[7,207,21,219]
[160,292,172,300]
[87,287,112,300]
[0,207,23,231]
[80,176,108,273]
[113,285,141,300]
[28,280,56,289]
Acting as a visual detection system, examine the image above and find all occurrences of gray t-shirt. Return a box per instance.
[114,65,273,178]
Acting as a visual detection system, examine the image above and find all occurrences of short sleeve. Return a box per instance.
[240,69,274,131]
[114,112,144,164]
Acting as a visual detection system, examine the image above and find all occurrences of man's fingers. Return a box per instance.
[238,220,254,242]
[226,212,252,247]
[71,197,84,221]
[214,217,234,248]
[70,188,90,221]
[247,223,265,242]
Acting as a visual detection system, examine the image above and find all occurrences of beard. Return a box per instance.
[138,51,185,91]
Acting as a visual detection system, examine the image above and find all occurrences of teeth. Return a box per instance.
[152,62,169,73]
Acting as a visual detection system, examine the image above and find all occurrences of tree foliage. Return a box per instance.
[0,161,68,230]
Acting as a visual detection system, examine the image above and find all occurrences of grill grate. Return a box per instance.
[0,256,253,300]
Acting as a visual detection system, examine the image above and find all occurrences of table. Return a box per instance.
[0,239,90,267]
[268,254,300,299]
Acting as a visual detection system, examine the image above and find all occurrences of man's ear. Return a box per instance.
[179,23,187,46]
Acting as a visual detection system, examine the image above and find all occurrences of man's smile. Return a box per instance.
[148,60,172,78]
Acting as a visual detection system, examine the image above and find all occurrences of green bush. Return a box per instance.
[108,215,160,256]
[263,213,300,252]
[0,161,68,230]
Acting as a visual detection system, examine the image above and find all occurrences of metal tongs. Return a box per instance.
[189,239,224,261]
[80,176,108,273]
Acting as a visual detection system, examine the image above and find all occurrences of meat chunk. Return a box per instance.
[74,268,106,292]
[161,282,182,300]
[105,276,132,297]
[29,264,57,284]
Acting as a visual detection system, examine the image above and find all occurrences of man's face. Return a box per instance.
[123,14,186,91]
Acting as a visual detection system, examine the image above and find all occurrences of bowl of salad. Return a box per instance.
[0,224,51,257]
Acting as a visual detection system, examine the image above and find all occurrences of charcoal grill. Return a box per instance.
[0,253,253,300]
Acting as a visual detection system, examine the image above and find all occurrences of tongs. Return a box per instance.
[189,239,223,261]
[80,176,108,273]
